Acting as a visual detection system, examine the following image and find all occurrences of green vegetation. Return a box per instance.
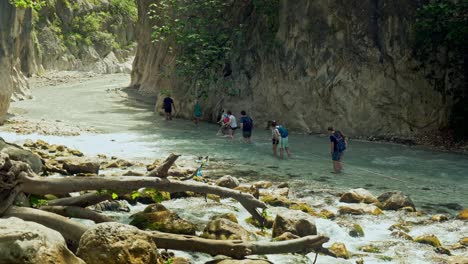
[10,0,45,10]
[29,195,48,208]
[149,0,279,96]
[415,0,468,140]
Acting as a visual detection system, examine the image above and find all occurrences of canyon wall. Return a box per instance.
[131,0,453,137]
[0,0,33,122]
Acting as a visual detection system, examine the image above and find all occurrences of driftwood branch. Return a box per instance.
[149,231,329,259]
[40,206,114,223]
[47,192,112,207]
[147,153,180,178]
[22,176,267,223]
[4,206,88,251]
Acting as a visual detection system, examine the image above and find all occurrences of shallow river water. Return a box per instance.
[1,73,467,263]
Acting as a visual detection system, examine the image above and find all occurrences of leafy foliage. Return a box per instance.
[29,195,48,208]
[415,0,468,140]
[10,0,45,10]
[149,0,279,96]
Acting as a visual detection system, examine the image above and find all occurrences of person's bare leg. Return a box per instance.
[280,148,284,159]
[272,144,277,157]
[286,148,292,157]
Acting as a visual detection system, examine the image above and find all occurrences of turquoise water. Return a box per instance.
[4,73,467,212]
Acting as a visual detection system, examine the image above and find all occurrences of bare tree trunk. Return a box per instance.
[47,192,112,207]
[22,176,266,223]
[40,206,114,223]
[147,153,180,177]
[149,231,329,259]
[4,206,88,251]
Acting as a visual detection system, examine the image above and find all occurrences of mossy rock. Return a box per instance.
[349,223,365,237]
[318,209,336,219]
[415,234,442,247]
[456,208,468,220]
[245,216,274,229]
[390,231,413,241]
[460,237,468,246]
[388,223,410,233]
[202,218,253,241]
[130,205,196,235]
[289,202,316,215]
[377,255,393,261]
[44,194,58,200]
[69,149,84,157]
[434,246,451,255]
[360,245,380,253]
[431,214,449,222]
[328,242,350,259]
[211,213,238,223]
[261,195,291,207]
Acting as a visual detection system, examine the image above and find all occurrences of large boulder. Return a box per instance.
[216,175,240,189]
[202,218,253,241]
[77,222,160,264]
[339,204,383,216]
[61,157,100,175]
[377,191,416,211]
[129,204,197,235]
[0,138,42,173]
[0,217,85,264]
[272,210,317,238]
[339,188,379,204]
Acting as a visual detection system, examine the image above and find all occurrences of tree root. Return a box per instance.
[22,176,267,223]
[47,192,112,207]
[40,206,114,223]
[149,231,329,259]
[147,153,180,178]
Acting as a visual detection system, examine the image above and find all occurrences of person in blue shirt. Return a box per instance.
[239,110,253,143]
[162,95,176,120]
[328,126,347,173]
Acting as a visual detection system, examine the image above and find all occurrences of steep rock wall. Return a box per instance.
[132,0,451,137]
[0,1,34,122]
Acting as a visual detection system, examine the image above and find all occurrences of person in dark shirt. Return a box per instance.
[162,95,176,120]
[328,126,346,173]
[239,110,253,143]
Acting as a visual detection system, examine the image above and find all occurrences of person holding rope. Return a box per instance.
[328,126,347,173]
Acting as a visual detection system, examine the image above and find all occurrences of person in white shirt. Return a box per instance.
[226,110,237,140]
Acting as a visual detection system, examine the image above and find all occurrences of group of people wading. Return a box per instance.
[162,95,347,173]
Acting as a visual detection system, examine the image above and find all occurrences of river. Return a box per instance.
[1,72,467,263]
[4,72,466,212]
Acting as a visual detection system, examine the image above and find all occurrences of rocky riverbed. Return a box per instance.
[0,138,467,264]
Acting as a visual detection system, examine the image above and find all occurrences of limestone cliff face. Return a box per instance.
[0,1,34,122]
[131,0,453,137]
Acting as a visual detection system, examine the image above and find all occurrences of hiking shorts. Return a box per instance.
[243,130,252,138]
[332,151,343,161]
[279,137,289,149]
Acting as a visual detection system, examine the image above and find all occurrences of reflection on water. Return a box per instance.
[3,73,468,212]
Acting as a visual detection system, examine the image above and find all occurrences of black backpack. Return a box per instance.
[243,117,253,130]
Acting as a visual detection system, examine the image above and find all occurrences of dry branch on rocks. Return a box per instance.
[0,152,330,260]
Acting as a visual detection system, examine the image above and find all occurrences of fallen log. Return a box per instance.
[47,192,112,207]
[22,176,267,223]
[147,153,180,178]
[40,205,114,223]
[4,206,88,251]
[149,231,329,259]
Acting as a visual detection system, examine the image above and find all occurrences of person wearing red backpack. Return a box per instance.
[328,126,347,173]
